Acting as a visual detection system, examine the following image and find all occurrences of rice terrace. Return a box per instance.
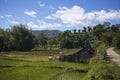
[0,0,120,80]
[0,49,89,80]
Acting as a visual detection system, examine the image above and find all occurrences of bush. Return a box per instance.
[84,59,120,80]
[92,40,107,60]
[112,33,120,49]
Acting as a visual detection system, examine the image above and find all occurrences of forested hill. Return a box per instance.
[32,30,62,38]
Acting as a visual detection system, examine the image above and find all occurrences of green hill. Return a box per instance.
[32,30,62,38]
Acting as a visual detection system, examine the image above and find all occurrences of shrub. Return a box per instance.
[84,60,120,80]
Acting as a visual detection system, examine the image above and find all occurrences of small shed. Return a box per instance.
[59,41,94,62]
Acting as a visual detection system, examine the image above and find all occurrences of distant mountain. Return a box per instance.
[32,30,62,38]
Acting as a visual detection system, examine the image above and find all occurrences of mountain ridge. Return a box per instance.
[32,30,62,38]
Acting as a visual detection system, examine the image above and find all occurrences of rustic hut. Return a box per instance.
[59,41,94,62]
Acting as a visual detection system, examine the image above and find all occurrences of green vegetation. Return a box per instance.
[33,30,62,38]
[62,49,80,55]
[0,58,88,80]
[0,24,35,51]
[83,40,120,80]
[83,58,120,80]
[114,48,120,55]
[0,22,120,80]
[0,22,120,51]
[0,49,80,61]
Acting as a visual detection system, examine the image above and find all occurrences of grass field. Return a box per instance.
[0,49,80,61]
[0,49,88,80]
[0,58,88,80]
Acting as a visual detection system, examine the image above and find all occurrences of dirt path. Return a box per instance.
[107,47,120,66]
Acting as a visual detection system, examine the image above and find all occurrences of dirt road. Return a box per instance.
[107,47,120,66]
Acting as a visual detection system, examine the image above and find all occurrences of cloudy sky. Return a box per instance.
[0,0,120,31]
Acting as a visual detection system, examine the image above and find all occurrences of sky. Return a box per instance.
[0,0,120,31]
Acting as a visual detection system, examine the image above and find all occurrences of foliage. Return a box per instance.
[0,22,120,51]
[36,33,48,48]
[101,31,115,46]
[0,28,5,51]
[93,24,104,39]
[113,48,120,55]
[57,30,73,49]
[112,32,120,49]
[84,59,120,80]
[11,24,35,51]
[91,39,107,59]
[0,24,36,51]
[33,30,62,38]
[48,37,58,50]
[0,21,120,80]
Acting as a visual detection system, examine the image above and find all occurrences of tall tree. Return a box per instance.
[48,38,57,50]
[11,24,35,51]
[82,27,87,32]
[0,28,5,51]
[36,33,48,49]
[93,24,104,39]
[78,29,81,33]
[112,32,120,49]
[57,30,73,49]
[88,26,92,32]
[73,29,77,34]
[103,22,111,29]
[111,24,119,32]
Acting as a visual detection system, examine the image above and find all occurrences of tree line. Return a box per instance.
[58,22,120,49]
[0,22,120,51]
[0,24,35,51]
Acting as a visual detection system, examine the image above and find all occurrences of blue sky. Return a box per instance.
[0,0,120,31]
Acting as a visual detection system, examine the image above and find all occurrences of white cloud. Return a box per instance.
[46,16,52,19]
[0,16,4,18]
[4,14,13,18]
[0,14,13,18]
[21,19,25,22]
[27,21,62,30]
[50,6,56,10]
[24,10,37,18]
[8,20,19,25]
[27,21,38,29]
[38,1,45,7]
[47,5,120,27]
[95,10,120,21]
[45,15,56,20]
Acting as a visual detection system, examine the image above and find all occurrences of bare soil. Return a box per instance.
[107,47,120,66]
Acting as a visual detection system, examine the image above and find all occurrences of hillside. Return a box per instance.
[32,30,62,38]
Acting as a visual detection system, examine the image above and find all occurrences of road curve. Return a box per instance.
[107,47,120,66]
